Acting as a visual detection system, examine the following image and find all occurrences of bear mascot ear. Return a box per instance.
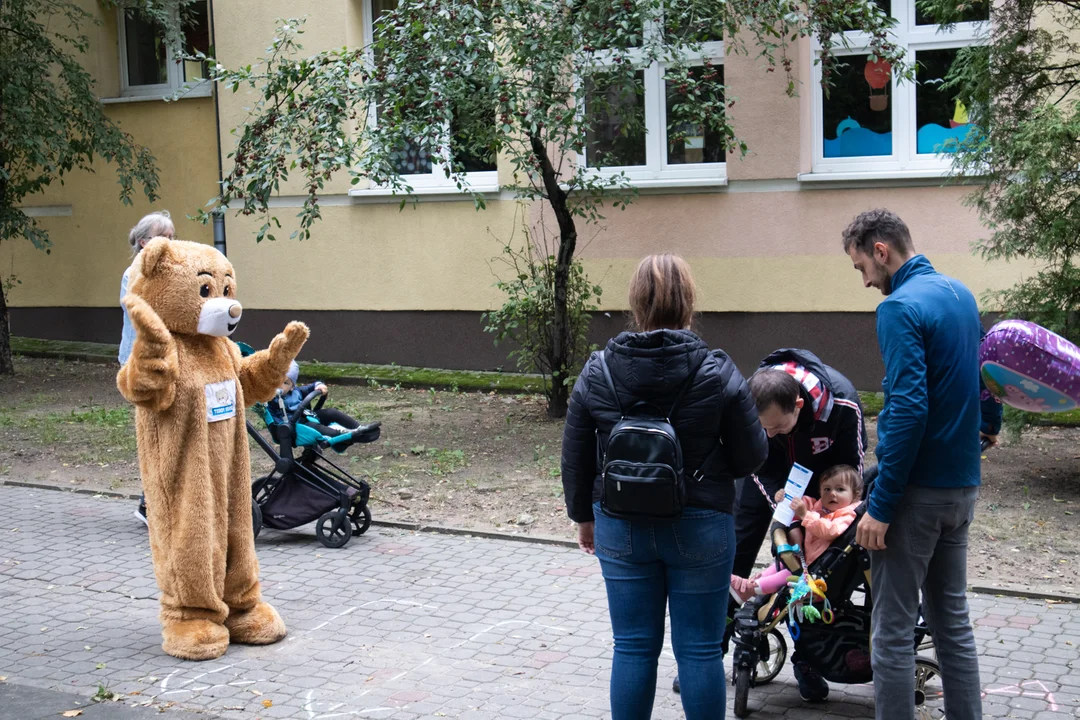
[138,237,174,278]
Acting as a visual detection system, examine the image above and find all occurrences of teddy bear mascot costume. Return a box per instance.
[117,237,309,661]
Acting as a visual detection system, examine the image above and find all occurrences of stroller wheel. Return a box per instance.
[252,498,263,539]
[351,504,372,536]
[755,629,787,685]
[316,511,352,549]
[914,657,944,718]
[733,665,752,718]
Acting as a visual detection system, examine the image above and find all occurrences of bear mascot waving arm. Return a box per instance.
[117,238,309,661]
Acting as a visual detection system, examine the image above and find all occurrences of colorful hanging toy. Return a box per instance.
[786,571,834,641]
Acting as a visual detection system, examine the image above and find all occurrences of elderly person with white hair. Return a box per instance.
[119,211,175,528]
[119,211,175,366]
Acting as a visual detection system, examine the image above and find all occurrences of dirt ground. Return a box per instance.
[2,356,1078,597]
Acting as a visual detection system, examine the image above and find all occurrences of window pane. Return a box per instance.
[916,48,976,154]
[916,2,987,25]
[585,72,647,168]
[389,143,434,175]
[370,0,432,175]
[181,2,210,83]
[124,10,167,86]
[822,54,893,158]
[451,108,497,173]
[666,66,726,164]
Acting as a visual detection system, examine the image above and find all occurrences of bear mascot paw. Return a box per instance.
[117,238,309,661]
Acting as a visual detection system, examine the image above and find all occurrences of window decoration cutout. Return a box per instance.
[915,48,977,155]
[822,55,892,158]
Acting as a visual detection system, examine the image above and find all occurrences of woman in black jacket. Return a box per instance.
[561,254,768,720]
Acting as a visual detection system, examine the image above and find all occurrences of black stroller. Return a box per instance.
[725,442,989,718]
[238,343,381,549]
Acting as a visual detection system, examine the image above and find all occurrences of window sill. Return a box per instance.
[348,183,501,199]
[565,175,728,194]
[101,86,213,105]
[626,176,728,191]
[798,168,974,183]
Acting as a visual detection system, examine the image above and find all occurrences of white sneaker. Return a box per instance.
[134,502,148,528]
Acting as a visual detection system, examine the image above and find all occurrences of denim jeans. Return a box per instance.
[593,502,735,720]
[870,485,981,720]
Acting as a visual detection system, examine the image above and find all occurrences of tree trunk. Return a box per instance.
[529,130,576,419]
[0,278,12,375]
[0,0,11,376]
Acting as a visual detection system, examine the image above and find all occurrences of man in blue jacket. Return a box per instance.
[842,209,1001,720]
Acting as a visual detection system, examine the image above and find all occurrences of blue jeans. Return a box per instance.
[594,502,735,720]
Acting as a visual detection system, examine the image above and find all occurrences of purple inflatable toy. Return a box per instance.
[979,319,1080,413]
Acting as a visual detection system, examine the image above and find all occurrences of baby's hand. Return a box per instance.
[790,497,808,518]
[774,488,786,503]
[316,383,329,395]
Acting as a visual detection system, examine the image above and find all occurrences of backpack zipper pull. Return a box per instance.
[617,481,622,491]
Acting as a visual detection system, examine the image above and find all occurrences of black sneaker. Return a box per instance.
[672,675,680,694]
[793,661,829,702]
[134,498,148,528]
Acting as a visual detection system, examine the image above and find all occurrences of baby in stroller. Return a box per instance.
[730,464,862,604]
[270,361,374,444]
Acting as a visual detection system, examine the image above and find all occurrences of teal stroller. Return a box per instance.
[237,342,380,549]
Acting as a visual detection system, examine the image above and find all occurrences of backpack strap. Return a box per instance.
[599,350,625,417]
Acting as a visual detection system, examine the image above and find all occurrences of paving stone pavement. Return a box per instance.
[0,484,1078,719]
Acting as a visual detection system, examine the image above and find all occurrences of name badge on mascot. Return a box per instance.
[205,380,237,422]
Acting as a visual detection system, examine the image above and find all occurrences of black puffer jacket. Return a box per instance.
[561,329,768,523]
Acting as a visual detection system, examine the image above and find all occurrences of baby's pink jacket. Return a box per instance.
[800,499,861,565]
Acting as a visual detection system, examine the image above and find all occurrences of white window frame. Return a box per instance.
[578,19,726,186]
[117,5,211,99]
[359,0,499,192]
[810,0,987,176]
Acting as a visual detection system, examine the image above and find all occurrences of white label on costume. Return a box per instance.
[772,463,814,526]
[205,379,237,422]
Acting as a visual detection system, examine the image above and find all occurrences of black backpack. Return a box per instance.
[597,350,712,520]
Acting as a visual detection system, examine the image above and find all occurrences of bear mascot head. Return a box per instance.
[118,238,309,661]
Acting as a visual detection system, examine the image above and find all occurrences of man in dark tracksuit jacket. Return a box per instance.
[731,348,867,580]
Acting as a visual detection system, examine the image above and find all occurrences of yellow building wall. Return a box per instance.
[220,182,1026,315]
[6,98,218,308]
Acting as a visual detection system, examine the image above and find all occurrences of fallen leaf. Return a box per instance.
[262,699,273,708]
[62,712,83,718]
[95,664,106,670]
[0,676,6,681]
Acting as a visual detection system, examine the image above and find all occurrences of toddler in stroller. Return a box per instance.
[270,361,380,449]
[729,465,861,605]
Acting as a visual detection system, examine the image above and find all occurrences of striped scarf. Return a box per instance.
[770,361,834,423]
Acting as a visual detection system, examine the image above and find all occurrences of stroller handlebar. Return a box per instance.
[288,389,324,427]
